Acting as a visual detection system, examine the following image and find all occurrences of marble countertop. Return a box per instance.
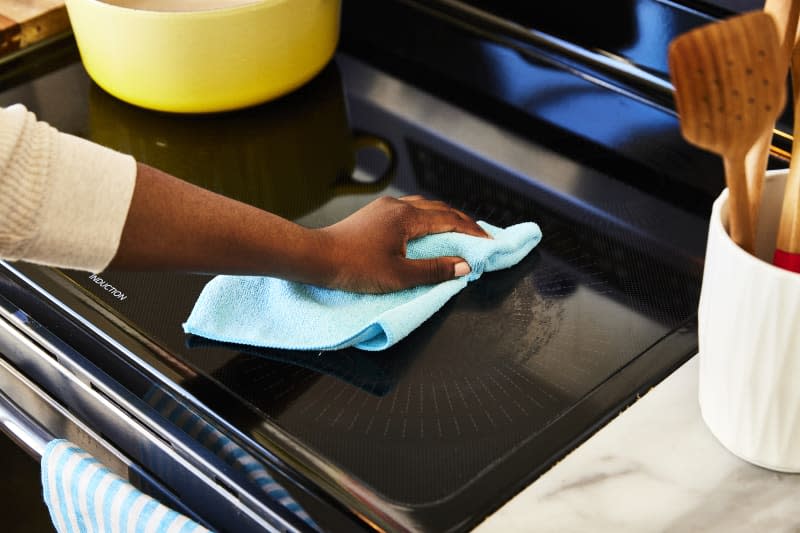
[476,355,800,532]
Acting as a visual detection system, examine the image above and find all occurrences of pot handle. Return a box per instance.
[334,130,396,193]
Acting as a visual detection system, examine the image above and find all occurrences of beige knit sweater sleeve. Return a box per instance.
[0,104,137,272]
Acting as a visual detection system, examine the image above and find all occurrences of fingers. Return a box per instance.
[409,207,489,240]
[398,195,490,239]
[396,256,471,287]
[400,196,464,218]
[413,201,474,223]
[399,195,426,202]
[400,196,450,211]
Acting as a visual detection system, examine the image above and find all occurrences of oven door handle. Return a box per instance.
[0,388,51,458]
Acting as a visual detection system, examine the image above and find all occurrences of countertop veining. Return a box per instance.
[478,355,800,532]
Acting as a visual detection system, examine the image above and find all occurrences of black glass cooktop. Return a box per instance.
[0,1,721,531]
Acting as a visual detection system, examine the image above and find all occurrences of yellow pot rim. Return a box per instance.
[72,0,288,17]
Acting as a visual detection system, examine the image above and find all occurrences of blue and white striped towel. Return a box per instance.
[41,439,211,533]
[144,388,318,530]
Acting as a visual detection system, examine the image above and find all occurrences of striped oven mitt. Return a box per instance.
[41,439,211,533]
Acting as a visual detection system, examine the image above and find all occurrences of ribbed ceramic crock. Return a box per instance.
[698,169,800,472]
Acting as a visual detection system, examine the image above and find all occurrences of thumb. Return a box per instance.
[397,256,472,287]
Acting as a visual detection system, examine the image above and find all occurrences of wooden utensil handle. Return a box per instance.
[774,165,800,252]
[745,0,799,241]
[773,43,800,271]
[745,131,771,235]
[723,155,755,254]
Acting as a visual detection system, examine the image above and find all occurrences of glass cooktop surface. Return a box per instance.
[0,4,715,529]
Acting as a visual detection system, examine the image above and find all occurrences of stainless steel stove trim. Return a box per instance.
[0,287,310,532]
[0,387,52,459]
[0,317,211,519]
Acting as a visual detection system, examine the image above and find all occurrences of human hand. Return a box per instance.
[317,195,491,293]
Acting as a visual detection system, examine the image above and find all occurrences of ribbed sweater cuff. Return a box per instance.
[1,105,136,272]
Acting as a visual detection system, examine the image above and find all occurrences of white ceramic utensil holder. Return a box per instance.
[698,169,800,472]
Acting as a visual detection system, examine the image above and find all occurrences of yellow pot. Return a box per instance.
[64,0,341,113]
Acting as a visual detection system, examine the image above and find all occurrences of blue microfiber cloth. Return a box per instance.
[183,221,541,351]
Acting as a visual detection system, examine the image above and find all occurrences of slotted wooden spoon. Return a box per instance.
[669,11,785,253]
[745,0,800,233]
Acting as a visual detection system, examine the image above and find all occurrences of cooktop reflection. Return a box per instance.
[2,51,705,531]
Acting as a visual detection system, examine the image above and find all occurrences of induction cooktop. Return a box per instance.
[0,2,717,530]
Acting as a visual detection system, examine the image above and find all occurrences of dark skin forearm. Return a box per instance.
[109,162,329,279]
[108,163,488,293]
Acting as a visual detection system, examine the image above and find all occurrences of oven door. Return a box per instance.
[0,289,333,532]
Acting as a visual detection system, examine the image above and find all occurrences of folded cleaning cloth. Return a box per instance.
[183,221,541,351]
[41,439,212,533]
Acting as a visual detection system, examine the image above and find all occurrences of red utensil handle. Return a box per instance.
[773,249,800,273]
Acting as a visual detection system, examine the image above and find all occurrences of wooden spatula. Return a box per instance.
[745,0,800,234]
[774,42,800,272]
[669,12,785,253]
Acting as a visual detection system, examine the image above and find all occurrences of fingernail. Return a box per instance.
[454,261,471,277]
